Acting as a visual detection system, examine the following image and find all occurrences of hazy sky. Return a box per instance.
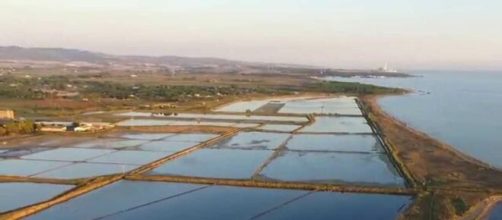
[1,0,501,70]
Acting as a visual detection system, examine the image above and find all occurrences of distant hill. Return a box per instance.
[0,46,252,67]
[0,46,410,77]
[0,46,108,63]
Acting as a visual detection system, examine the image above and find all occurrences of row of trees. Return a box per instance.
[83,82,280,101]
[306,81,404,94]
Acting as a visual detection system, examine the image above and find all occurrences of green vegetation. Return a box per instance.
[451,197,468,216]
[83,81,288,101]
[0,72,403,103]
[306,81,405,94]
[0,120,36,136]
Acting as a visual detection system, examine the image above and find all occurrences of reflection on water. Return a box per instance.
[149,149,272,179]
[300,117,373,133]
[29,180,411,220]
[211,132,290,150]
[260,151,404,186]
[33,163,138,179]
[0,182,73,212]
[258,124,300,132]
[286,134,383,153]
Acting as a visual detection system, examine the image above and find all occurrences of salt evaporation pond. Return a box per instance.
[253,190,410,220]
[116,119,258,128]
[279,97,362,115]
[163,133,219,143]
[148,148,272,179]
[120,133,176,140]
[286,134,383,153]
[116,119,173,126]
[116,112,308,123]
[215,100,270,112]
[258,124,301,132]
[260,151,404,186]
[214,96,310,112]
[33,163,138,179]
[28,181,411,220]
[211,132,290,150]
[300,117,373,133]
[21,148,115,162]
[27,181,204,220]
[0,182,73,212]
[72,138,148,149]
[88,150,168,165]
[0,159,70,176]
[137,141,198,152]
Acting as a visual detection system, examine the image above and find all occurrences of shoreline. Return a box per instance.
[365,95,499,172]
[361,95,502,189]
[361,94,502,219]
[460,195,502,220]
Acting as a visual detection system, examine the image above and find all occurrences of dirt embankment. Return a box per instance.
[361,95,502,219]
[360,95,502,190]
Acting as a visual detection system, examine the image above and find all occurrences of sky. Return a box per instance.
[1,0,502,70]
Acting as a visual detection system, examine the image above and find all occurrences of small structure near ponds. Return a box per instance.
[0,109,15,119]
[36,121,114,132]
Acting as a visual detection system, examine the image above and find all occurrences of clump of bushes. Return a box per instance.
[0,120,36,136]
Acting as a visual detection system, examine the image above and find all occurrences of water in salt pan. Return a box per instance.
[118,112,308,123]
[286,134,383,153]
[88,150,168,165]
[300,117,373,133]
[215,100,270,112]
[164,121,235,127]
[34,163,138,179]
[164,133,219,143]
[148,149,272,179]
[260,151,404,186]
[0,159,70,177]
[169,113,308,123]
[28,181,204,220]
[73,139,149,150]
[254,191,411,220]
[211,132,290,150]
[137,141,198,152]
[21,148,115,162]
[120,133,176,140]
[278,97,361,115]
[0,182,73,212]
[116,119,172,127]
[28,181,411,220]
[99,185,306,220]
[258,124,301,132]
[116,112,152,117]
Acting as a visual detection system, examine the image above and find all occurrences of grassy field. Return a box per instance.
[0,71,402,119]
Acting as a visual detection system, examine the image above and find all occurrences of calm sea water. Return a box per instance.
[489,203,502,220]
[325,71,502,168]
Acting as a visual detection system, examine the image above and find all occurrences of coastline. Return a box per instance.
[365,95,500,173]
[361,94,502,219]
[361,95,502,189]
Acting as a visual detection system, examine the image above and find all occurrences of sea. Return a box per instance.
[324,70,502,169]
